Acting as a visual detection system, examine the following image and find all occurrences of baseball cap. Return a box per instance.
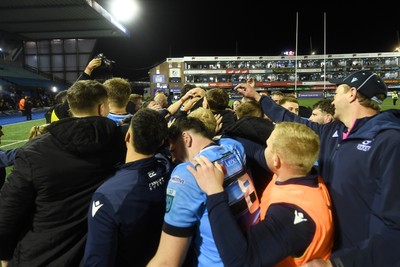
[329,70,387,104]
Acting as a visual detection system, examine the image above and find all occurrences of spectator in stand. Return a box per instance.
[190,121,333,267]
[202,88,237,135]
[309,99,335,124]
[24,96,33,121]
[234,70,400,267]
[0,79,126,266]
[103,77,133,125]
[148,116,260,267]
[84,109,172,266]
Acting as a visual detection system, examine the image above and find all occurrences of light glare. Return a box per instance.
[110,0,139,23]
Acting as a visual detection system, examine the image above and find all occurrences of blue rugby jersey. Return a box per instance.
[163,138,260,267]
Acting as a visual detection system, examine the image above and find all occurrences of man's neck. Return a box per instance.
[187,137,214,162]
[126,150,153,163]
[109,107,128,115]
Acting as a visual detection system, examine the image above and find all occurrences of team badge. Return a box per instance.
[166,188,176,213]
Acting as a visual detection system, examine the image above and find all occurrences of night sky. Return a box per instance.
[94,0,400,81]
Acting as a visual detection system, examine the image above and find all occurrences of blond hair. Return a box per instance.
[28,123,50,140]
[271,122,319,174]
[188,107,217,138]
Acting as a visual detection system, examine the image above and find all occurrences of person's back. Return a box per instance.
[84,109,172,266]
[104,77,133,125]
[0,80,126,266]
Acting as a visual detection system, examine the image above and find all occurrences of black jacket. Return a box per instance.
[0,116,126,266]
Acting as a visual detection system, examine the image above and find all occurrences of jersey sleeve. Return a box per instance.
[207,193,315,267]
[84,193,118,267]
[163,164,206,237]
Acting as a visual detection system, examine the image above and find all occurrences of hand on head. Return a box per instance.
[214,114,223,134]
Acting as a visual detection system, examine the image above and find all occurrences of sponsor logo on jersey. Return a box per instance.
[170,176,185,184]
[166,188,176,213]
[149,177,165,191]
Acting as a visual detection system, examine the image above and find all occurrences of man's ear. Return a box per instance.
[97,103,104,116]
[273,153,281,169]
[324,114,334,124]
[98,102,109,117]
[349,88,358,103]
[125,130,131,144]
[182,131,193,147]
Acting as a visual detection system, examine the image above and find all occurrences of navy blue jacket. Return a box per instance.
[259,95,400,267]
[84,151,172,267]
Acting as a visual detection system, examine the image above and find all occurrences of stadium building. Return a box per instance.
[149,52,400,99]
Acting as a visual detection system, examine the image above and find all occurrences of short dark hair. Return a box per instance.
[180,84,197,98]
[168,116,209,142]
[67,80,108,114]
[205,88,229,112]
[312,99,335,116]
[130,109,168,155]
[236,100,262,119]
[54,90,68,103]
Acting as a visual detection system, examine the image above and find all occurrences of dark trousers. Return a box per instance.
[26,110,32,120]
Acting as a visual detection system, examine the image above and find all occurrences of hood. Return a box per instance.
[350,109,400,140]
[46,116,121,154]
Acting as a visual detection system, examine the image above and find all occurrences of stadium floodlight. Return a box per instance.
[110,0,140,23]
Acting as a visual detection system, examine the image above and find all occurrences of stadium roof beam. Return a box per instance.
[0,0,130,41]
